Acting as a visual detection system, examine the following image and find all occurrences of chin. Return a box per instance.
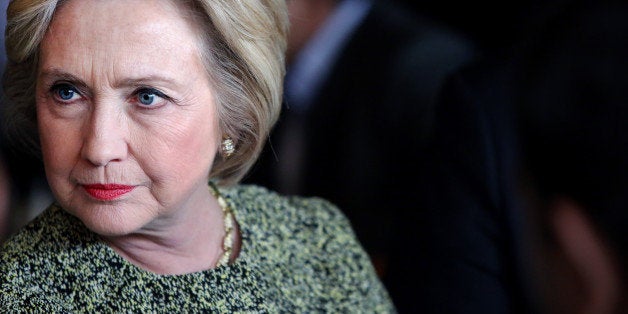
[83,218,140,238]
[65,202,153,237]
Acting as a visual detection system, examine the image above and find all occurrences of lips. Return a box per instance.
[82,184,135,201]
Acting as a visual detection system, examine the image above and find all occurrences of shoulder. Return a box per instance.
[2,205,64,263]
[1,204,89,259]
[0,204,94,303]
[222,185,395,312]
[222,184,352,238]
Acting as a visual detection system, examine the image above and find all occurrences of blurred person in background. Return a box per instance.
[245,0,475,303]
[384,0,569,311]
[517,0,628,312]
[397,35,528,314]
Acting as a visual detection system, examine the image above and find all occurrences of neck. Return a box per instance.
[102,186,227,275]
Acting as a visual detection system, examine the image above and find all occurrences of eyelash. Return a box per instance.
[47,83,172,109]
[132,87,170,109]
[49,83,81,103]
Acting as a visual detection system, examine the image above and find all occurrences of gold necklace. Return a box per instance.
[209,182,234,267]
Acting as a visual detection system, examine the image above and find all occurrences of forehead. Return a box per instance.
[49,0,199,42]
[39,0,204,79]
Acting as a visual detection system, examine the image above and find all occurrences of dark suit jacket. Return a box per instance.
[385,60,534,313]
[245,0,475,310]
[247,0,474,256]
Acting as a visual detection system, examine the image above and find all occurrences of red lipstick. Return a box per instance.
[83,184,134,201]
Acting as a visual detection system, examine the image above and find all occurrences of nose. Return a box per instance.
[81,105,128,167]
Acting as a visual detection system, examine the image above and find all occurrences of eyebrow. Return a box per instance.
[38,69,88,89]
[37,68,88,93]
[38,68,182,90]
[116,76,181,89]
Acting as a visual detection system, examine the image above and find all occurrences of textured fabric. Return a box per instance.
[0,185,394,312]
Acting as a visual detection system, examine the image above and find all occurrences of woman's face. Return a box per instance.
[36,0,221,236]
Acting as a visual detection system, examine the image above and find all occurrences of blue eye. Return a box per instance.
[52,84,79,101]
[58,88,74,100]
[138,90,156,105]
[136,88,167,107]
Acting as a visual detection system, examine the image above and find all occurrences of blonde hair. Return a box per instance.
[3,0,288,185]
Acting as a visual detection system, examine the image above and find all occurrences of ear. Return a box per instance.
[551,198,621,314]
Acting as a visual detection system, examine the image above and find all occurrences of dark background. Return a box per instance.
[396,0,554,54]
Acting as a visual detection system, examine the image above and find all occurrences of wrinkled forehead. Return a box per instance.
[44,0,205,57]
[38,0,207,83]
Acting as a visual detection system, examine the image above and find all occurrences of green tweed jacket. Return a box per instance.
[0,185,395,312]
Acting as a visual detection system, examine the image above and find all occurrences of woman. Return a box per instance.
[0,0,394,311]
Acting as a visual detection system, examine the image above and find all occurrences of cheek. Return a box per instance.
[37,105,85,202]
[137,112,220,182]
[37,107,82,176]
[178,119,219,171]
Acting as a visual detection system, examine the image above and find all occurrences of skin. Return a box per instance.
[36,0,234,275]
[542,200,622,314]
[286,0,337,62]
